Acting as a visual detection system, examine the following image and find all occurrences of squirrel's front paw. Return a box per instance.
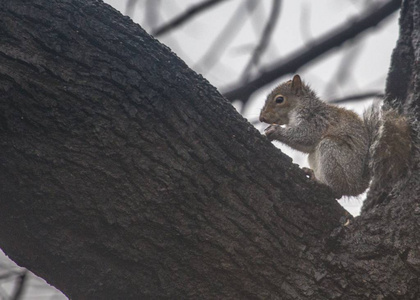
[264,124,281,141]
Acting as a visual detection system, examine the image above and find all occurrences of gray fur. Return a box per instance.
[260,75,412,198]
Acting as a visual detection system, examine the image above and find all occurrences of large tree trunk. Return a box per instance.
[0,0,418,299]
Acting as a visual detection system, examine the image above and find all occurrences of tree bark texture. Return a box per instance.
[0,0,418,299]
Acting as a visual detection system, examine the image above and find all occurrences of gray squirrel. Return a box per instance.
[259,75,412,198]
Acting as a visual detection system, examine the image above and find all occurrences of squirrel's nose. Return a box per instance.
[259,115,266,123]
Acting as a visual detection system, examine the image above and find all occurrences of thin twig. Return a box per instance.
[125,0,138,17]
[193,0,258,75]
[241,0,282,83]
[324,43,362,96]
[222,0,401,102]
[152,0,229,37]
[0,286,7,300]
[299,2,313,42]
[328,92,383,104]
[10,270,27,300]
[0,272,16,280]
[144,0,162,30]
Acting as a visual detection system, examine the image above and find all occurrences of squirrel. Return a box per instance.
[259,75,413,199]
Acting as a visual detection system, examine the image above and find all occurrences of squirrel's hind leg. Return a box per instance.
[302,166,342,199]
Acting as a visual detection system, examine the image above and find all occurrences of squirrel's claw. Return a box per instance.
[302,167,316,180]
[264,124,280,141]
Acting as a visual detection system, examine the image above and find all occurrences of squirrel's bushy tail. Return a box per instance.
[363,104,413,199]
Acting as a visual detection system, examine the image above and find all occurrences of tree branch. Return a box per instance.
[10,271,27,300]
[240,0,282,83]
[328,91,384,104]
[1,0,419,299]
[323,43,362,96]
[152,0,229,37]
[124,0,138,17]
[222,0,401,102]
[0,1,347,298]
[144,0,162,30]
[193,1,257,75]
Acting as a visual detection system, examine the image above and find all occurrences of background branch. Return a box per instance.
[124,0,138,17]
[324,43,362,96]
[10,271,27,300]
[240,0,282,83]
[144,0,161,30]
[193,1,257,75]
[328,91,384,103]
[152,0,229,37]
[222,0,401,102]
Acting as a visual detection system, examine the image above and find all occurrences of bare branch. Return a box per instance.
[144,0,162,30]
[328,91,384,104]
[10,271,27,300]
[193,1,258,75]
[0,272,16,280]
[0,287,7,300]
[152,0,229,37]
[222,0,401,102]
[241,0,282,83]
[324,43,362,96]
[299,2,313,42]
[125,0,138,17]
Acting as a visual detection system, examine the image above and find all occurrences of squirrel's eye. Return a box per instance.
[275,96,284,104]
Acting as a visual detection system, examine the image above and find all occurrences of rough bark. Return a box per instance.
[0,0,418,299]
[334,0,420,298]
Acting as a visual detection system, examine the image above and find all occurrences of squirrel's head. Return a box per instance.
[259,74,306,125]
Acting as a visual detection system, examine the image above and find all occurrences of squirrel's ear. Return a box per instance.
[291,75,303,95]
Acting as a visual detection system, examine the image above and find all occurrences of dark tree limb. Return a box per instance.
[330,1,420,298]
[0,0,419,299]
[222,0,402,102]
[0,1,346,298]
[385,0,417,110]
[152,0,229,37]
